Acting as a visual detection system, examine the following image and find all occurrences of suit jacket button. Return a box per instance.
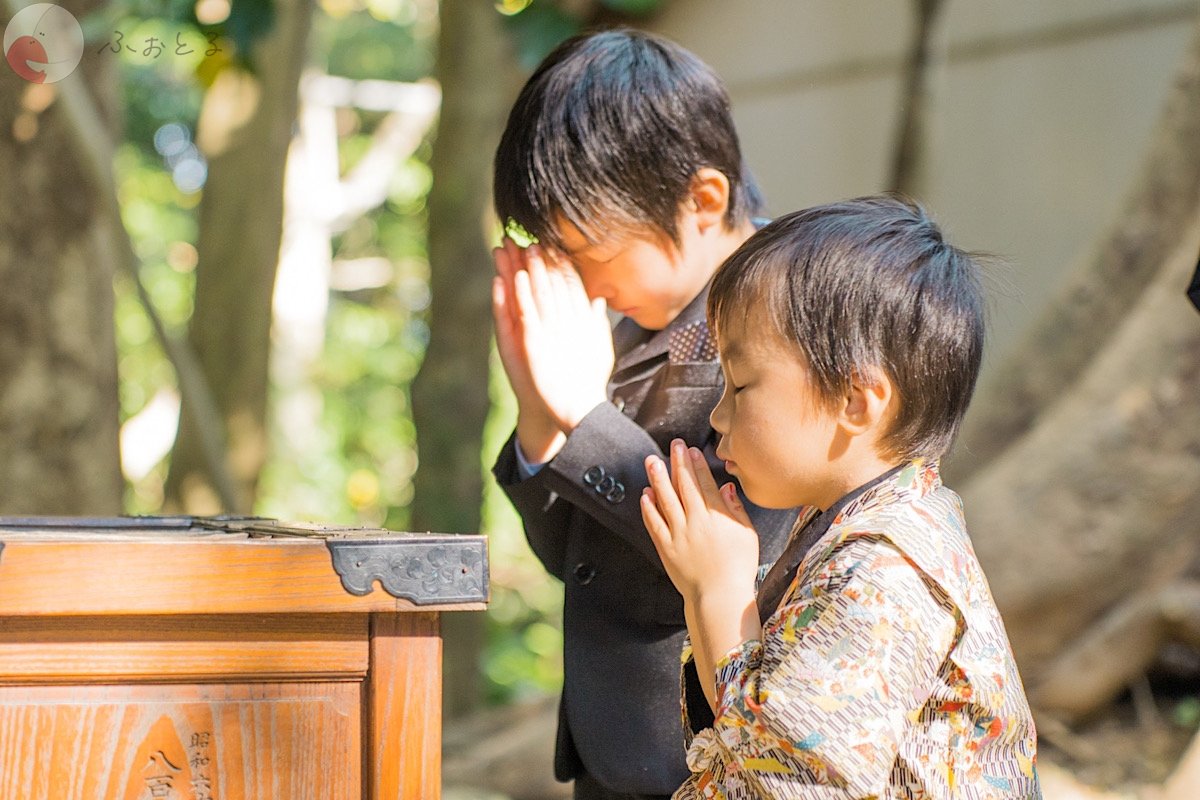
[606,483,626,503]
[596,475,616,494]
[583,465,605,486]
[573,563,597,585]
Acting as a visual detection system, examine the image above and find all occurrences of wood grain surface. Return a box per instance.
[0,614,369,683]
[368,612,441,800]
[0,681,361,799]
[0,529,473,799]
[0,540,485,616]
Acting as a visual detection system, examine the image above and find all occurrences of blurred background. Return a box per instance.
[2,0,1198,797]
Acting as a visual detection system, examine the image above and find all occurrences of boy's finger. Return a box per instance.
[492,275,507,328]
[567,266,600,320]
[545,260,574,317]
[719,482,754,527]
[503,236,524,273]
[512,268,542,333]
[591,296,610,331]
[687,447,723,505]
[494,275,526,340]
[502,239,532,310]
[554,260,590,315]
[495,246,526,327]
[644,454,685,532]
[493,246,510,280]
[492,265,520,329]
[670,439,707,516]
[640,488,671,552]
[525,245,556,320]
[497,241,523,289]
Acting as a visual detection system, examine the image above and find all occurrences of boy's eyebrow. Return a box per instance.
[563,243,618,264]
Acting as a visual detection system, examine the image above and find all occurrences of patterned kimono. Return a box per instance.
[675,461,1042,799]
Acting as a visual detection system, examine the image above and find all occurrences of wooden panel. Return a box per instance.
[0,615,369,683]
[367,612,441,800]
[0,682,362,799]
[0,541,486,616]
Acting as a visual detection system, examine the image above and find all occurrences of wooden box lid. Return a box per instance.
[0,516,488,616]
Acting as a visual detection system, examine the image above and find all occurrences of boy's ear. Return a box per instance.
[686,167,732,232]
[840,367,896,440]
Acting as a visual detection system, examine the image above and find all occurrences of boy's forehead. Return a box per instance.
[551,212,664,256]
[553,217,593,253]
[715,311,788,361]
[714,314,750,359]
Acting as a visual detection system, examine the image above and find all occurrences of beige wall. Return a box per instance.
[650,0,1198,367]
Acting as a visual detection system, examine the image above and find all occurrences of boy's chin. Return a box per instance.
[739,482,793,510]
[624,307,668,330]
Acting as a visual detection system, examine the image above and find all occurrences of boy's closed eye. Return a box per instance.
[722,361,747,394]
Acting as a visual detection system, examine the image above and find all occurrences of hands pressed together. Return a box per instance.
[642,439,763,713]
[641,440,760,603]
[492,235,763,713]
[491,238,615,464]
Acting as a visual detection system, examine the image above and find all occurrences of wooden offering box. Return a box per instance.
[0,516,488,800]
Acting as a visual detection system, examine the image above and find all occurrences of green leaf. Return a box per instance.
[600,0,664,16]
[500,2,580,70]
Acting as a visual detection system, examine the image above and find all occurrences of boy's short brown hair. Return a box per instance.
[494,29,761,253]
[707,195,987,461]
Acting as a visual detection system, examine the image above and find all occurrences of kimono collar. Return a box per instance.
[757,460,942,625]
[830,459,943,528]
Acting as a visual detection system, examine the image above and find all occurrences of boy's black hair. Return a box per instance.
[708,195,986,461]
[494,28,761,253]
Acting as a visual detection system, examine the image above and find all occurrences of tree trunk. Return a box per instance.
[947,14,1200,481]
[0,0,122,515]
[410,1,518,719]
[888,0,946,198]
[164,0,313,514]
[961,213,1200,680]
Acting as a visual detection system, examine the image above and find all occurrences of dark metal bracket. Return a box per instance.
[326,536,488,605]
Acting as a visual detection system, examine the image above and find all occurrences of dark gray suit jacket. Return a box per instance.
[493,284,797,795]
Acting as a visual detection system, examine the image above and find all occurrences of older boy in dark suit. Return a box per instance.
[489,30,797,800]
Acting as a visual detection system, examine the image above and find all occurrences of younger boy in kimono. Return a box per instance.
[642,196,1042,799]
[489,29,798,800]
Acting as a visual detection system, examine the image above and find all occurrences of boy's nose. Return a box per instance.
[709,410,726,436]
[581,280,614,303]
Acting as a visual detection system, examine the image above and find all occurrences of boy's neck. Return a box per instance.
[812,450,908,512]
[702,220,757,280]
[664,220,758,328]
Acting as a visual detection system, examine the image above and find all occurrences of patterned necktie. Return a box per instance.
[668,320,717,363]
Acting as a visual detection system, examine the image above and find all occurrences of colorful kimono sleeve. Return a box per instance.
[691,535,959,797]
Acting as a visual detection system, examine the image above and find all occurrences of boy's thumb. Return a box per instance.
[722,483,747,514]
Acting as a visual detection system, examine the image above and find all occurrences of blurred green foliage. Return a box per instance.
[106,0,577,706]
[1173,696,1200,729]
[500,0,666,68]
